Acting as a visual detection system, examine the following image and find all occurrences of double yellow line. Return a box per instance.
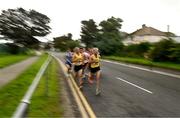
[52,54,96,118]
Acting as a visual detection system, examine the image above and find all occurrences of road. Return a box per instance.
[54,52,180,117]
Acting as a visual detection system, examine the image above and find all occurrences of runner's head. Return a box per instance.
[74,47,79,53]
[79,47,85,53]
[93,48,99,55]
[87,48,93,54]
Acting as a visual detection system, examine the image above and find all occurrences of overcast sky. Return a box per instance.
[0,0,180,40]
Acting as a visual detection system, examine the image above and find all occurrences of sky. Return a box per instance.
[0,0,180,41]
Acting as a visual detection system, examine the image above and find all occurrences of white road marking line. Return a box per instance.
[116,77,153,94]
[103,60,180,79]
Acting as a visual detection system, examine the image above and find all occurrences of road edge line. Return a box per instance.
[52,54,96,118]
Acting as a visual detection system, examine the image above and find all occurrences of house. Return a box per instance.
[123,24,180,45]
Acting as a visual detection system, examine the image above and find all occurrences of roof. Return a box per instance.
[131,24,167,36]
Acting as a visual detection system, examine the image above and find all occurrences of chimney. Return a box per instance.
[142,24,146,28]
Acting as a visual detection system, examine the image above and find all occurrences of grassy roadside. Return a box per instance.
[28,59,63,117]
[103,56,180,71]
[0,55,31,68]
[0,54,48,117]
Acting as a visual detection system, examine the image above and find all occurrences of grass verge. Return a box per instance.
[0,55,31,68]
[103,56,180,71]
[28,59,63,117]
[0,54,48,117]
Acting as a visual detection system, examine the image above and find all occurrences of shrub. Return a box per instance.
[169,43,180,63]
[94,38,124,55]
[122,42,151,57]
[148,39,176,62]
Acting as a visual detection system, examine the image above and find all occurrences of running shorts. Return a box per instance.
[74,65,83,72]
[90,66,100,73]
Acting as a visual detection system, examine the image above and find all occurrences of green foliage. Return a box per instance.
[169,43,180,62]
[148,39,179,62]
[0,43,31,54]
[0,8,51,46]
[80,19,99,47]
[123,42,151,57]
[0,44,9,54]
[99,16,123,32]
[93,17,124,55]
[94,35,124,55]
[53,33,80,51]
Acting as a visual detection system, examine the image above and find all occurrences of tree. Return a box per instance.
[99,16,123,33]
[95,17,124,55]
[80,19,99,47]
[0,8,51,47]
[53,33,80,51]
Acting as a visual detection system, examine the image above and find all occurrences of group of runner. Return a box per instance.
[65,47,101,95]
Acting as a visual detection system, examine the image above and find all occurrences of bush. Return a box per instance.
[94,37,124,55]
[169,43,180,63]
[122,42,151,57]
[0,44,9,54]
[148,39,179,62]
[0,43,29,54]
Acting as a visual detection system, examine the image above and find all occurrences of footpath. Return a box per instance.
[0,57,39,88]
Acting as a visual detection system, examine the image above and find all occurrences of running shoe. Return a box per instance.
[96,88,101,95]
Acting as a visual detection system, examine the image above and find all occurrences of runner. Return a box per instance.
[72,47,84,90]
[65,48,73,73]
[80,47,90,81]
[88,48,101,95]
[87,47,93,82]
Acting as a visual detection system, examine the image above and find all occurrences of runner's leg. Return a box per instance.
[96,70,101,95]
[78,69,83,89]
[88,72,93,84]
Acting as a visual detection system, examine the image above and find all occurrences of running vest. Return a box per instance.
[73,53,83,66]
[90,54,100,68]
[83,52,90,63]
[66,52,72,63]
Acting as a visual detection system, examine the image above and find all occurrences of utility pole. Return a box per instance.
[167,25,170,32]
[167,25,170,38]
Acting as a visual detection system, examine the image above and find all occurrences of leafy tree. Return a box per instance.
[80,19,99,47]
[99,16,123,33]
[0,8,51,47]
[53,33,80,51]
[95,17,124,55]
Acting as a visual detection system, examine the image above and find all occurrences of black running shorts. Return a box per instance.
[90,66,100,73]
[74,65,83,72]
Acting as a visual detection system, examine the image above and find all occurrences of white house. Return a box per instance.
[123,24,180,45]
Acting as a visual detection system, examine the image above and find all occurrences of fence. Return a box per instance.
[12,55,52,118]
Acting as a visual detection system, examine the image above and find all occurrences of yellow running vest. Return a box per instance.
[90,54,100,68]
[73,53,83,66]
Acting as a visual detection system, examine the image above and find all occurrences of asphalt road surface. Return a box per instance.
[54,52,180,117]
